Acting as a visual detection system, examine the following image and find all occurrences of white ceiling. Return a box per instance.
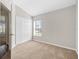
[15,0,77,16]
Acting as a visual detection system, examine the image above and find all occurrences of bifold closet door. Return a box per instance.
[15,16,32,45]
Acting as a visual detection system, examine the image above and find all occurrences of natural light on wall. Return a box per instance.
[33,20,42,37]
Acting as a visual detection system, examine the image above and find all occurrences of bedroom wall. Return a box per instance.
[33,5,77,50]
[75,4,78,52]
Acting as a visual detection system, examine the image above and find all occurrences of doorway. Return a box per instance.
[0,3,11,59]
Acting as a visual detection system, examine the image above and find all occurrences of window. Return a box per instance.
[33,20,42,36]
[0,16,5,35]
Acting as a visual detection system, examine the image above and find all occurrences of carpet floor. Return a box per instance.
[11,40,77,59]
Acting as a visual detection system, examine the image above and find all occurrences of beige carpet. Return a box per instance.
[11,40,77,59]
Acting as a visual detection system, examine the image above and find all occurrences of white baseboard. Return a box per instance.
[11,44,16,49]
[33,39,76,51]
[75,49,78,54]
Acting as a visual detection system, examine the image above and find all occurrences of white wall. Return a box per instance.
[15,5,32,45]
[33,5,77,50]
[75,4,78,52]
[11,0,16,48]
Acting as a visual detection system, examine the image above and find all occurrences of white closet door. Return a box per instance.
[16,16,32,45]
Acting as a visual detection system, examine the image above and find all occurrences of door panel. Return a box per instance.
[16,16,32,45]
